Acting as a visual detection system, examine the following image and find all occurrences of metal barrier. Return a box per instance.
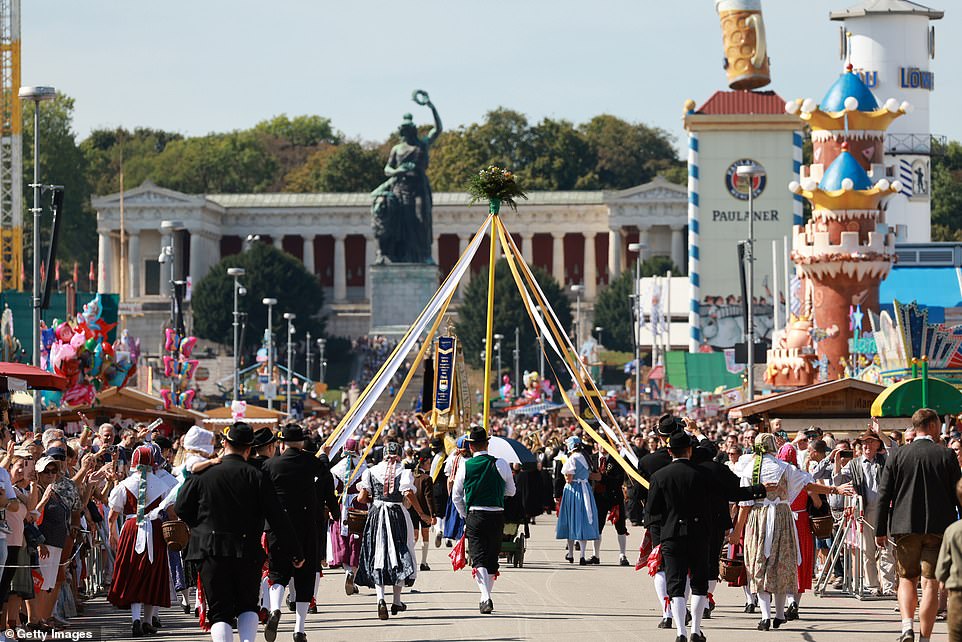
[82,519,113,597]
[814,495,889,600]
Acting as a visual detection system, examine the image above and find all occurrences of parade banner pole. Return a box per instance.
[481,201,500,432]
[323,213,493,451]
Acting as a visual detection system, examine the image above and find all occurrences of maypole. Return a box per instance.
[481,200,499,431]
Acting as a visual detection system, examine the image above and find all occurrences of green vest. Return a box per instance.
[463,454,505,510]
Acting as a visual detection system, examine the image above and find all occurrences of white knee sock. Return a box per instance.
[592,538,601,557]
[742,585,753,604]
[774,593,786,620]
[420,540,429,565]
[392,584,403,605]
[691,594,708,634]
[259,577,270,609]
[210,621,232,642]
[654,572,669,616]
[145,605,157,622]
[313,572,321,600]
[578,541,587,559]
[475,568,491,601]
[131,602,143,623]
[792,592,801,606]
[269,582,285,611]
[566,540,574,557]
[179,589,190,607]
[617,533,627,556]
[287,580,295,603]
[376,584,385,601]
[295,602,308,633]
[237,611,258,642]
[758,591,772,620]
[708,580,717,594]
[671,596,688,637]
[484,573,495,597]
[344,564,354,576]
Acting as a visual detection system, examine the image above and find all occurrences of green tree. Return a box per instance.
[932,140,962,240]
[524,118,595,190]
[23,93,96,272]
[82,127,183,196]
[284,141,384,192]
[455,258,572,377]
[579,115,680,189]
[592,257,680,352]
[191,243,325,349]
[149,131,279,193]
[253,114,340,148]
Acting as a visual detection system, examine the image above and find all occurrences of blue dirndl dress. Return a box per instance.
[555,453,600,541]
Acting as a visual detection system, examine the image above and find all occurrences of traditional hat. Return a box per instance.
[344,437,359,453]
[252,428,277,449]
[668,431,692,450]
[131,444,155,468]
[464,426,488,443]
[456,436,468,450]
[278,424,306,442]
[153,435,174,451]
[183,426,215,456]
[657,413,685,436]
[384,441,403,458]
[565,436,582,452]
[223,422,254,447]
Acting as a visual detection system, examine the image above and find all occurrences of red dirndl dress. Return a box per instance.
[107,491,171,608]
[791,491,814,593]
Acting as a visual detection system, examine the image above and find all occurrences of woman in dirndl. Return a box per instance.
[732,434,851,631]
[776,442,814,621]
[554,436,599,564]
[329,437,367,595]
[441,437,469,543]
[355,441,432,620]
[107,445,177,637]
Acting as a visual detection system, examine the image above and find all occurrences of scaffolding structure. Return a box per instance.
[0,0,20,291]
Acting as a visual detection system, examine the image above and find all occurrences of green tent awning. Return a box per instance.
[871,376,962,417]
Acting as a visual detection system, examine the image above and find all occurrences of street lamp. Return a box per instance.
[20,85,55,431]
[262,297,277,409]
[570,284,585,347]
[513,327,520,398]
[227,267,246,402]
[316,337,327,383]
[284,312,296,414]
[244,234,261,250]
[305,330,312,387]
[736,163,766,401]
[494,333,504,383]
[595,325,603,347]
[628,241,647,421]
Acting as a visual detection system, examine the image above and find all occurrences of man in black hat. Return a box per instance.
[645,431,714,642]
[175,422,304,642]
[260,423,332,642]
[451,426,516,614]
[249,428,278,473]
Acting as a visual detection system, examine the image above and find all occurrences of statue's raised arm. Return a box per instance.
[413,89,442,146]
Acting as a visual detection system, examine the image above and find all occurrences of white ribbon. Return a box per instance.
[133,506,165,564]
[759,498,801,567]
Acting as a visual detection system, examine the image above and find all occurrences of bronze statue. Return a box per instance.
[371,90,442,264]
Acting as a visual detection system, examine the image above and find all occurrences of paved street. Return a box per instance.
[70,516,942,642]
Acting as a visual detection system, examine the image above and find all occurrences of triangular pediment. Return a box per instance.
[604,177,687,205]
[91,180,207,209]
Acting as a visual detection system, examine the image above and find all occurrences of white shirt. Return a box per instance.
[451,450,516,518]
[0,468,14,540]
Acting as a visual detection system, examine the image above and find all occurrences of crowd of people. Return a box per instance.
[2,402,962,641]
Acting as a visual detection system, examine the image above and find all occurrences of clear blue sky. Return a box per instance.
[22,0,959,155]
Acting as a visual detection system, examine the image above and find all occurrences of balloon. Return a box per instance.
[184,359,199,380]
[179,389,196,409]
[63,382,95,407]
[55,322,73,343]
[84,337,98,353]
[163,356,175,378]
[179,336,197,358]
[160,389,173,410]
[165,329,179,353]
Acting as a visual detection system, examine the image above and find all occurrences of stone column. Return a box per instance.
[128,231,140,298]
[303,235,316,275]
[584,233,597,300]
[431,235,439,265]
[98,232,112,293]
[638,226,650,261]
[521,232,533,264]
[608,228,622,281]
[171,231,184,282]
[671,225,685,273]
[365,235,376,300]
[333,234,347,302]
[159,231,171,297]
[189,232,202,281]
[273,235,284,250]
[552,232,565,284]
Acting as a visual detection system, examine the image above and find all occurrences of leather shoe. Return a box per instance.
[131,620,144,638]
[391,601,407,615]
[898,632,915,642]
[294,634,308,642]
[377,599,389,620]
[786,602,798,621]
[691,633,707,642]
[579,557,587,566]
[565,555,574,564]
[480,599,494,614]
[772,617,786,629]
[657,617,673,629]
[265,609,282,642]
[619,556,630,566]
[587,556,600,565]
[757,619,771,631]
[674,636,687,642]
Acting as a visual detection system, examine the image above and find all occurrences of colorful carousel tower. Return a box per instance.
[781,67,907,381]
[766,65,910,385]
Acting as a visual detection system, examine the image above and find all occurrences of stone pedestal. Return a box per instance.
[369,263,439,336]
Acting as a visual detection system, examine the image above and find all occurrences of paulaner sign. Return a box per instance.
[712,209,780,222]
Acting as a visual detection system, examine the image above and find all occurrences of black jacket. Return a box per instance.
[699,458,767,531]
[261,448,330,536]
[876,438,962,537]
[175,454,303,563]
[644,458,714,545]
[638,440,716,502]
